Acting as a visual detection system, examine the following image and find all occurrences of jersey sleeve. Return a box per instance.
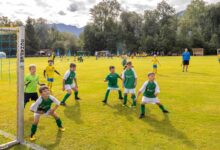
[117,73,120,78]
[139,81,148,93]
[30,97,42,112]
[105,75,109,81]
[49,95,60,105]
[121,71,125,79]
[154,81,160,94]
[63,70,70,80]
[132,68,137,78]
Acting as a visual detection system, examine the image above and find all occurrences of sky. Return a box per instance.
[0,0,219,27]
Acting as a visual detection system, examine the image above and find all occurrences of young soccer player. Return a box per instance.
[24,64,43,107]
[152,54,160,74]
[122,61,137,107]
[102,66,123,104]
[29,86,65,141]
[136,72,169,119]
[43,60,61,91]
[122,55,127,69]
[60,63,80,106]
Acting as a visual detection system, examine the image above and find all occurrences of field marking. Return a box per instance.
[0,130,47,150]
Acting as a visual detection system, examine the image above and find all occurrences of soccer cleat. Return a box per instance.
[30,135,36,141]
[130,104,136,108]
[75,97,81,100]
[59,127,65,132]
[163,110,169,113]
[60,102,66,106]
[139,114,145,119]
[119,97,123,100]
[102,100,107,104]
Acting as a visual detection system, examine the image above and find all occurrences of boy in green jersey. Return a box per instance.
[102,66,123,104]
[24,64,43,107]
[136,72,169,119]
[122,61,137,107]
[61,63,80,106]
[29,86,65,141]
[122,55,127,69]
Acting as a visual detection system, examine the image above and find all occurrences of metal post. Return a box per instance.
[16,26,25,143]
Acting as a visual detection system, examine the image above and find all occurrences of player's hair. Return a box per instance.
[109,66,115,70]
[70,63,76,68]
[29,64,36,70]
[48,59,54,63]
[39,86,49,93]
[126,61,132,66]
[148,72,155,76]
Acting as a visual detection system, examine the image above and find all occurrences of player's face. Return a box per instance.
[127,64,132,69]
[41,89,50,97]
[49,62,53,66]
[148,74,155,81]
[110,68,115,73]
[185,48,188,52]
[30,67,36,74]
[70,66,76,71]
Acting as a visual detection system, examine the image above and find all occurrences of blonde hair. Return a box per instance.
[29,64,36,70]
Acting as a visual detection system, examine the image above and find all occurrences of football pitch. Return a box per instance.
[0,56,220,150]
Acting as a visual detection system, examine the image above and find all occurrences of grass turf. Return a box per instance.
[0,56,220,150]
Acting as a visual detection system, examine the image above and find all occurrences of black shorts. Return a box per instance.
[183,60,189,65]
[24,93,38,103]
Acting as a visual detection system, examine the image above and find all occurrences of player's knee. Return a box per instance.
[67,90,72,94]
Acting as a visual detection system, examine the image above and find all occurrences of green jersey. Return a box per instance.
[64,70,76,85]
[105,73,120,88]
[30,95,60,113]
[139,81,160,98]
[24,74,39,93]
[122,68,137,89]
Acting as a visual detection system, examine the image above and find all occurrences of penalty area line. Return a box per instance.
[0,130,46,150]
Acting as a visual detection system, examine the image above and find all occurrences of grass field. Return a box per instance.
[0,56,220,150]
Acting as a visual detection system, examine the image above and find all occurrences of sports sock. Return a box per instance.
[31,124,37,136]
[74,91,79,98]
[61,93,71,103]
[131,94,136,106]
[158,104,166,111]
[124,94,127,105]
[104,89,110,102]
[118,90,123,99]
[56,118,62,128]
[140,104,145,115]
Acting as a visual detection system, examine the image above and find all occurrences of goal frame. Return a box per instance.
[0,26,25,149]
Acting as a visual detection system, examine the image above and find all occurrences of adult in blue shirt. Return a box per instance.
[182,48,190,72]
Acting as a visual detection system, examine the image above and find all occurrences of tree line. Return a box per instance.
[83,0,220,55]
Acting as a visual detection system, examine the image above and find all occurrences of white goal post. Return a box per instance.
[0,26,25,149]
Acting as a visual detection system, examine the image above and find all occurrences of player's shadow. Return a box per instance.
[106,102,137,122]
[46,131,63,149]
[64,102,84,124]
[142,114,195,148]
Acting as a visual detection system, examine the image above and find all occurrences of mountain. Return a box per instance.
[49,23,84,37]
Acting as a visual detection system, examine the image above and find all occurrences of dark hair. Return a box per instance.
[70,63,76,68]
[48,60,54,63]
[126,61,132,66]
[148,72,155,77]
[39,86,49,93]
[109,66,115,70]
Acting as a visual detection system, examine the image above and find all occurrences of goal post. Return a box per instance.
[0,26,25,149]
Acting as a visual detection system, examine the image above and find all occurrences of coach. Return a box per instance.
[182,48,191,72]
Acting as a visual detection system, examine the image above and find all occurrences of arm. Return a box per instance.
[63,71,69,91]
[154,81,160,97]
[74,78,78,88]
[121,71,125,88]
[133,69,137,87]
[136,81,147,100]
[54,70,61,76]
[62,79,65,91]
[49,96,60,114]
[43,70,46,78]
[30,98,42,113]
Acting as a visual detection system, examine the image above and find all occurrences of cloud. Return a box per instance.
[34,0,51,8]
[58,10,66,16]
[67,2,85,12]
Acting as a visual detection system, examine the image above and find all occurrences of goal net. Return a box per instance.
[0,26,25,149]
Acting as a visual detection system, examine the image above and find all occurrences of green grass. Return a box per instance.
[0,56,220,150]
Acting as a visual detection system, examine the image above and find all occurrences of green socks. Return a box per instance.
[74,91,79,98]
[61,93,71,103]
[158,104,166,111]
[56,118,62,128]
[104,90,110,102]
[140,104,145,115]
[131,95,136,106]
[123,94,127,105]
[118,90,123,99]
[31,124,37,136]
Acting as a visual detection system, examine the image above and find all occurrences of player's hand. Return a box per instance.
[49,109,55,115]
[62,87,65,91]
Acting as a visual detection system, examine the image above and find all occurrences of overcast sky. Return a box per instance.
[0,0,219,27]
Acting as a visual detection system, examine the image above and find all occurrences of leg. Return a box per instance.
[30,113,40,140]
[50,112,64,129]
[131,94,136,107]
[103,89,110,103]
[123,93,128,106]
[118,90,123,99]
[24,93,30,108]
[139,103,146,119]
[156,102,169,113]
[61,89,72,105]
[186,65,188,72]
[73,87,80,100]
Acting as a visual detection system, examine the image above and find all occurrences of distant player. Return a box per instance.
[24,64,43,107]
[136,72,169,119]
[122,61,137,107]
[152,54,160,74]
[122,55,127,69]
[102,66,123,104]
[182,48,191,72]
[43,60,61,91]
[29,86,65,141]
[60,63,80,106]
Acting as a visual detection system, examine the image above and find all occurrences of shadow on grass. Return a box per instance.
[46,131,63,149]
[142,114,195,148]
[64,102,84,124]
